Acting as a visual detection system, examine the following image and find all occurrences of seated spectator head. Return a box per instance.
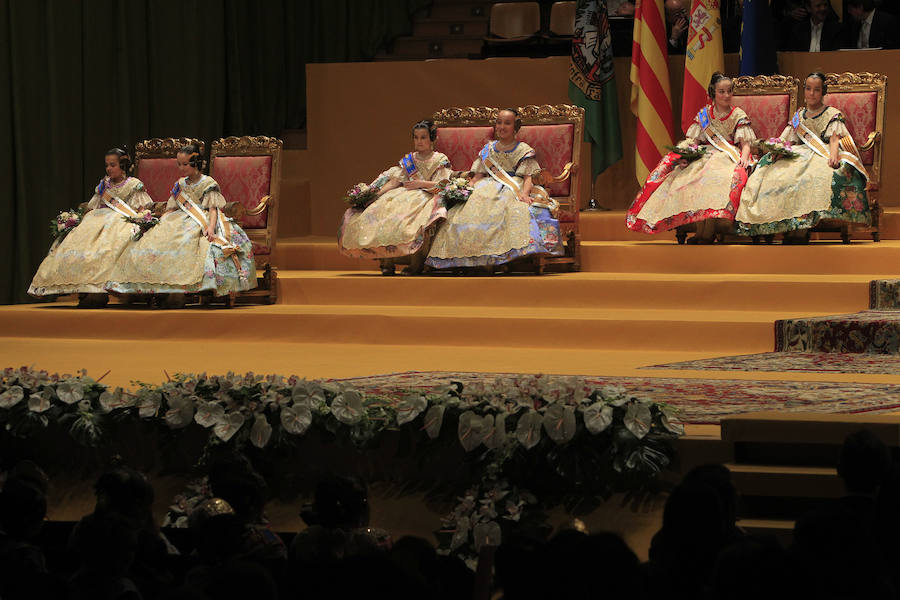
[302,474,369,530]
[838,429,891,495]
[71,512,139,576]
[93,464,155,525]
[846,0,875,20]
[683,463,738,527]
[208,451,267,524]
[665,0,686,17]
[0,476,47,540]
[712,536,787,600]
[189,497,244,564]
[807,0,833,22]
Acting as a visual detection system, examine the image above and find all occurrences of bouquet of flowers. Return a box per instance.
[666,138,706,161]
[437,177,474,209]
[756,137,798,159]
[49,208,84,243]
[123,209,160,240]
[342,183,379,209]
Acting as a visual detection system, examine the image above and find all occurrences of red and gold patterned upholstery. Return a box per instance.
[825,91,878,166]
[432,104,584,271]
[210,136,283,266]
[134,138,205,205]
[731,94,792,143]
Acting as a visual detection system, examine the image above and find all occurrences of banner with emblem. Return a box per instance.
[569,0,622,178]
[681,0,724,134]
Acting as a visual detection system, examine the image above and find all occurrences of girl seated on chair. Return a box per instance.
[426,108,563,270]
[626,72,755,244]
[734,72,871,244]
[338,119,451,275]
[106,144,256,306]
[29,148,153,307]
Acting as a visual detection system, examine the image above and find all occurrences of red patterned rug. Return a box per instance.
[645,352,900,375]
[333,371,900,425]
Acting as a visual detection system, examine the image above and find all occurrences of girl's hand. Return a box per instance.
[739,156,750,169]
[517,191,532,204]
[678,158,689,168]
[402,180,422,189]
[828,152,841,169]
[205,227,216,242]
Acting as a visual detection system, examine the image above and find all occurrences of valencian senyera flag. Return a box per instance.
[630,0,674,184]
[740,0,778,75]
[569,0,623,178]
[681,0,725,133]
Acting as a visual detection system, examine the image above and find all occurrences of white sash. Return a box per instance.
[702,127,742,164]
[483,154,559,217]
[794,114,869,181]
[101,194,140,219]
[174,191,248,280]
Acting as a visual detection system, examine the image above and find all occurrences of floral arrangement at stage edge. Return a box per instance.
[50,208,85,243]
[437,177,474,209]
[123,210,160,240]
[342,182,379,209]
[666,138,706,161]
[756,137,798,159]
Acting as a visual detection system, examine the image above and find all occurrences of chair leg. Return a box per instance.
[841,226,851,244]
[676,229,687,245]
[873,231,880,242]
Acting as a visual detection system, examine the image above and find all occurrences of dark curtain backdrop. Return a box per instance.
[0,0,429,303]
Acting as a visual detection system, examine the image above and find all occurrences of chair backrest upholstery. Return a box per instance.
[549,1,576,36]
[433,104,584,227]
[490,2,541,38]
[732,74,799,144]
[210,136,283,258]
[824,72,887,186]
[134,138,205,204]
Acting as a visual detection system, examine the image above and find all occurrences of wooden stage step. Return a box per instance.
[721,410,900,446]
[725,463,843,498]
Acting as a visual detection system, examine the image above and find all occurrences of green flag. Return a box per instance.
[569,0,623,177]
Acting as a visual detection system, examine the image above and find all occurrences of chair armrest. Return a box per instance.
[245,195,272,216]
[859,131,880,152]
[531,162,576,187]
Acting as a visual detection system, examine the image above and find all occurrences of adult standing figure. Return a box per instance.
[426,108,564,270]
[626,73,755,244]
[788,0,843,52]
[338,120,451,275]
[106,144,256,306]
[29,149,153,307]
[735,72,870,243]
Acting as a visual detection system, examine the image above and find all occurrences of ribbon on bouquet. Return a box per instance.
[479,144,559,217]
[791,110,869,181]
[698,106,743,165]
[174,191,247,280]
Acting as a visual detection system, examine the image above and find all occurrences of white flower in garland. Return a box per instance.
[194,401,226,428]
[659,405,685,435]
[458,411,489,452]
[136,391,162,418]
[472,520,502,550]
[28,391,51,413]
[582,402,614,434]
[214,412,245,442]
[543,404,576,444]
[291,380,326,410]
[482,413,507,450]
[331,390,364,425]
[165,395,196,429]
[56,380,84,405]
[281,404,312,435]
[0,385,24,408]
[515,411,543,450]
[423,404,445,439]
[395,393,427,425]
[624,401,652,439]
[99,388,133,413]
[250,414,273,448]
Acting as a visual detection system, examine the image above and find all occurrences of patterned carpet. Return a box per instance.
[645,352,900,375]
[334,371,900,425]
[776,310,900,354]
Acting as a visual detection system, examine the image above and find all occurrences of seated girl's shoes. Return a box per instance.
[77,293,109,308]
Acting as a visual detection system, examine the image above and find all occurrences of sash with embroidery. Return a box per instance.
[171,180,248,281]
[479,143,559,217]
[791,110,869,181]
[400,153,418,179]
[97,179,143,236]
[698,106,742,164]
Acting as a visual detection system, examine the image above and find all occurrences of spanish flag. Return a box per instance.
[681,0,724,134]
[630,0,674,185]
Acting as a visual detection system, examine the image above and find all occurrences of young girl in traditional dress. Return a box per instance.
[426,108,563,269]
[338,120,450,275]
[626,73,755,244]
[734,72,870,243]
[106,145,255,306]
[29,149,154,307]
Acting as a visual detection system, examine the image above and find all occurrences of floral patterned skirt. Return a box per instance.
[626,149,748,234]
[106,211,255,296]
[29,208,135,296]
[338,188,446,259]
[425,179,563,268]
[734,146,870,236]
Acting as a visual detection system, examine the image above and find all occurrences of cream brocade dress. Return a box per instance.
[106,175,256,295]
[626,106,755,233]
[338,151,450,259]
[29,177,153,296]
[426,141,563,268]
[734,107,870,236]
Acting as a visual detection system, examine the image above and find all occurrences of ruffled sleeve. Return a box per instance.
[165,196,178,211]
[129,190,154,210]
[201,189,227,209]
[685,122,703,140]
[780,124,798,143]
[824,110,851,142]
[87,193,101,210]
[515,157,542,177]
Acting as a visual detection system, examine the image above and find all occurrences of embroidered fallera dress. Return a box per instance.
[106,175,255,295]
[338,151,450,259]
[734,106,870,236]
[29,177,153,296]
[626,105,755,234]
[426,141,563,268]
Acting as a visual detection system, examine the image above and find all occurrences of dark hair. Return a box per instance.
[805,71,828,94]
[105,147,131,174]
[707,72,733,98]
[412,119,437,142]
[846,0,875,11]
[179,143,205,172]
[498,107,522,132]
[838,429,891,494]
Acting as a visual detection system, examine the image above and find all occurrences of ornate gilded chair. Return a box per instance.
[134,137,206,209]
[813,72,886,243]
[432,104,583,272]
[209,136,282,303]
[673,74,800,244]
